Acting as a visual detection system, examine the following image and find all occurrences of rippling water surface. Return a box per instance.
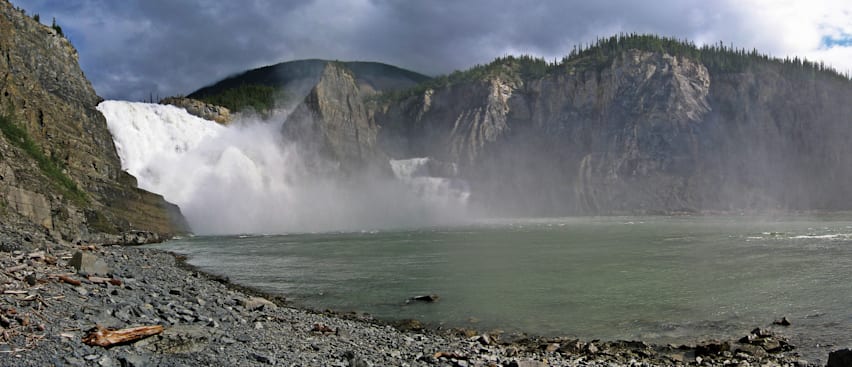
[153,215,852,360]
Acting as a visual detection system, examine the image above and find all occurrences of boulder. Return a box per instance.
[67,251,110,275]
[408,294,440,303]
[239,296,276,311]
[772,317,791,326]
[695,340,730,356]
[735,343,767,358]
[394,319,424,332]
[828,349,852,367]
[160,97,231,124]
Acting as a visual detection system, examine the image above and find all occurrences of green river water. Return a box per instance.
[153,215,852,360]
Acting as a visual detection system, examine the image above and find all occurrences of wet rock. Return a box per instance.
[750,327,771,338]
[585,342,599,354]
[735,343,767,358]
[239,296,276,311]
[394,318,424,332]
[504,346,519,357]
[408,294,440,303]
[160,97,231,124]
[667,352,686,363]
[68,251,110,276]
[695,340,730,356]
[544,343,560,353]
[761,338,783,352]
[557,340,584,354]
[828,348,852,367]
[477,334,491,346]
[739,328,772,344]
[773,317,791,326]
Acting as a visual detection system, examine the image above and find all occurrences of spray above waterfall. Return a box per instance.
[98,101,470,235]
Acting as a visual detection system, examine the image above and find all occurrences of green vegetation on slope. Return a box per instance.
[378,33,852,103]
[0,112,85,203]
[191,59,432,113]
[193,84,282,113]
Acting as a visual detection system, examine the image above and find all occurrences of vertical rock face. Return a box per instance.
[0,1,187,245]
[285,63,388,174]
[376,50,852,215]
[159,97,231,124]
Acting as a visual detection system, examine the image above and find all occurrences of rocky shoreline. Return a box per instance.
[0,242,844,366]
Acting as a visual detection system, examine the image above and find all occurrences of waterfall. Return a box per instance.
[390,158,470,206]
[98,101,468,234]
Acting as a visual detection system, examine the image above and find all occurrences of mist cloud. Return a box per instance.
[98,101,469,234]
[15,0,852,101]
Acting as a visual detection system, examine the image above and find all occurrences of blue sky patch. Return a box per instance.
[822,35,852,48]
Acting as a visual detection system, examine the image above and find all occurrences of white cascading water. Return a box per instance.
[98,101,469,235]
[389,158,470,206]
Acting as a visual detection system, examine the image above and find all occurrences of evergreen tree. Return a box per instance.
[51,17,63,37]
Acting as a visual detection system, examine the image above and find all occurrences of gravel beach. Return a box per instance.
[0,243,830,366]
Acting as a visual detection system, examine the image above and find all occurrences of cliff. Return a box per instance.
[284,63,388,174]
[192,34,852,216]
[374,42,852,215]
[0,1,188,247]
[160,97,231,124]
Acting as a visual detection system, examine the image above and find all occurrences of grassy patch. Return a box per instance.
[0,112,87,203]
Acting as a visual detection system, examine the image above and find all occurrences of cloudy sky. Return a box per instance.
[15,0,852,101]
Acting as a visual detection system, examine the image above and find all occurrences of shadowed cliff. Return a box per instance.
[375,35,852,215]
[0,1,188,246]
[189,34,852,217]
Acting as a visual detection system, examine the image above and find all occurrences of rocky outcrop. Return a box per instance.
[160,97,231,124]
[285,63,389,174]
[375,49,852,215]
[0,1,188,246]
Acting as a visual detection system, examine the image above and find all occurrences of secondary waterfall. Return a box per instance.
[98,101,469,234]
[389,158,470,206]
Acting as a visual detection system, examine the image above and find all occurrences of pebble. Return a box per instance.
[0,245,818,367]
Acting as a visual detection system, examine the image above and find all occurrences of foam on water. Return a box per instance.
[790,234,848,239]
[99,101,469,234]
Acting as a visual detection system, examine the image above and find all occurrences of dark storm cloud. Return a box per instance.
[13,1,851,101]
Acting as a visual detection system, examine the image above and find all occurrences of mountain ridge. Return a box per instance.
[188,59,431,108]
[259,34,852,215]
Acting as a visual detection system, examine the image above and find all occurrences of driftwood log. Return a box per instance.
[57,275,81,286]
[82,325,164,347]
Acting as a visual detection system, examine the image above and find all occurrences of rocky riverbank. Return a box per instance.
[0,242,835,366]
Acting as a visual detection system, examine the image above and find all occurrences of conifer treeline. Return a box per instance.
[378,33,850,103]
[193,84,282,113]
